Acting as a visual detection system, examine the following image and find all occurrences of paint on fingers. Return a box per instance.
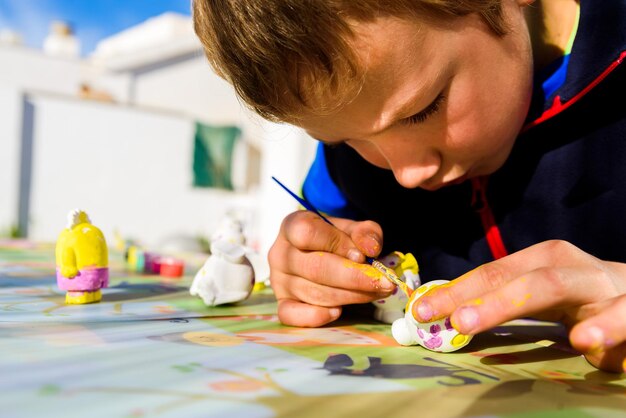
[511,293,532,308]
[344,260,395,291]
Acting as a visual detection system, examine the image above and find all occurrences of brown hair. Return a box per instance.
[192,0,506,123]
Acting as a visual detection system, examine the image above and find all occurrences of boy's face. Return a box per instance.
[301,2,534,191]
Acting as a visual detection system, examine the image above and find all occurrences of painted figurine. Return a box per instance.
[371,251,421,324]
[190,217,255,306]
[55,209,109,304]
[391,279,473,352]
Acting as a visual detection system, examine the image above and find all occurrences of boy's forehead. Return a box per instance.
[300,17,448,139]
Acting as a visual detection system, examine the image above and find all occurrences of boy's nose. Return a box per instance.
[372,133,441,189]
[392,162,440,189]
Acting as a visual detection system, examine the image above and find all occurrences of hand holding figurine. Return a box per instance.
[392,280,472,352]
[268,210,396,327]
[411,241,626,372]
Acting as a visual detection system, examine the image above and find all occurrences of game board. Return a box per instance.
[1,240,625,418]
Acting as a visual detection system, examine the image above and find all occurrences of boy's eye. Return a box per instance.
[400,94,446,126]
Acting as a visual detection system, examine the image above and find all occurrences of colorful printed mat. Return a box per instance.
[1,240,625,417]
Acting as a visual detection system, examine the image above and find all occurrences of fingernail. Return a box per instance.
[585,326,605,353]
[328,307,342,319]
[347,248,364,263]
[380,277,396,291]
[454,307,479,333]
[364,233,381,256]
[415,302,433,322]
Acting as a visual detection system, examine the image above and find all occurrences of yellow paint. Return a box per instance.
[411,282,443,300]
[371,260,412,297]
[396,252,419,275]
[127,246,138,269]
[416,286,430,295]
[347,260,381,279]
[450,315,461,332]
[55,211,108,278]
[451,334,470,347]
[511,293,532,308]
[468,298,483,306]
[66,289,102,304]
[253,281,266,292]
[346,259,412,296]
[182,331,244,347]
[113,229,126,251]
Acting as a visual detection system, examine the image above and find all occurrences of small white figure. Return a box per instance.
[190,216,255,306]
[391,279,473,352]
[210,216,246,246]
[371,251,421,324]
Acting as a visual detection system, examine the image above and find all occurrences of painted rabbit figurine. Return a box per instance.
[391,279,473,352]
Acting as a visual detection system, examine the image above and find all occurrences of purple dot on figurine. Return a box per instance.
[424,336,443,350]
[429,324,441,335]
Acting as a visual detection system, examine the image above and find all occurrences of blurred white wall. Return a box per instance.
[24,93,253,246]
[0,12,318,265]
[0,84,23,235]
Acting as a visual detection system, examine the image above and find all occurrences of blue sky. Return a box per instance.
[0,0,192,56]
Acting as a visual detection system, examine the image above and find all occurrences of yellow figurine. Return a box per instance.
[55,209,109,304]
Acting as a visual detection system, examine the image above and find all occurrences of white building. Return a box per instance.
[0,13,317,272]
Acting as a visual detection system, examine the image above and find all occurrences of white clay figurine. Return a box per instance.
[190,217,255,306]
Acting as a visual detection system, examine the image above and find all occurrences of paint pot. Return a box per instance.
[143,252,161,274]
[160,257,184,278]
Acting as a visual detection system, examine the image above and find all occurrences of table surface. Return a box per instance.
[2,239,626,418]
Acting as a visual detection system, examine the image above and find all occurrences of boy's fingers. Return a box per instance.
[273,273,390,307]
[412,265,506,322]
[570,295,626,372]
[447,266,603,334]
[282,211,365,261]
[277,299,342,327]
[413,240,606,322]
[283,249,396,293]
[335,219,383,259]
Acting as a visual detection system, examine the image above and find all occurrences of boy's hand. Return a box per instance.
[268,210,395,327]
[411,240,626,372]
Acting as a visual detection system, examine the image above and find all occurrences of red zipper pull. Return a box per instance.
[471,177,508,260]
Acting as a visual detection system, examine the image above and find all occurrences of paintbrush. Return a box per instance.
[271,176,412,297]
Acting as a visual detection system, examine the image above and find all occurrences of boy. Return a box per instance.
[192,0,626,372]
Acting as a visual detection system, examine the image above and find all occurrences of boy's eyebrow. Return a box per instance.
[381,70,449,129]
[384,86,441,126]
[309,75,445,144]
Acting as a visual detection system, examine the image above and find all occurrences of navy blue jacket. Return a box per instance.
[303,0,626,282]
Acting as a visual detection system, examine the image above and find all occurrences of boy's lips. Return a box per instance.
[421,173,469,191]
